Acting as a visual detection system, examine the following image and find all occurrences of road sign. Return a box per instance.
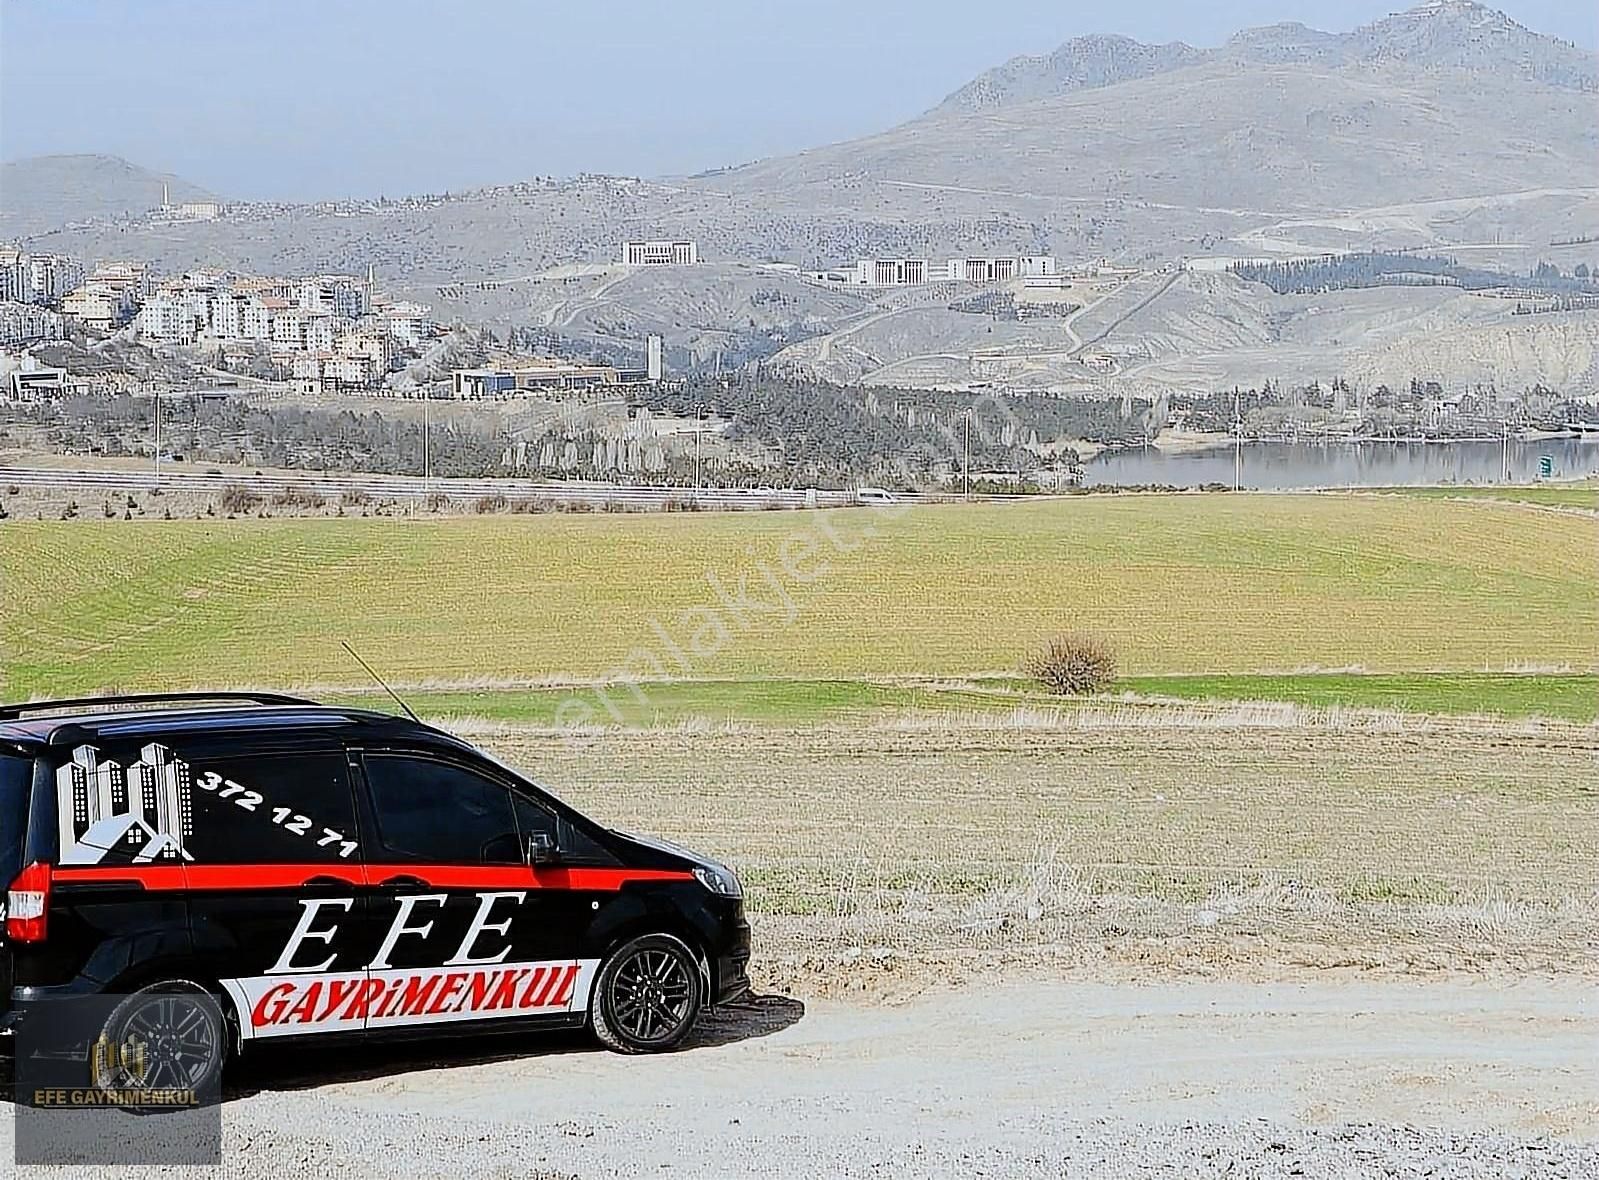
[1538,455,1554,479]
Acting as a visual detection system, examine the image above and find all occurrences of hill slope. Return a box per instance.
[0,153,218,239]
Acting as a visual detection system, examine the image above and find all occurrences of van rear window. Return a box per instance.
[0,753,31,886]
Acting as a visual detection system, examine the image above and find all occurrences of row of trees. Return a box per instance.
[1232,252,1599,295]
[1180,379,1581,437]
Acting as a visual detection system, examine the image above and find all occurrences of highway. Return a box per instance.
[0,465,862,511]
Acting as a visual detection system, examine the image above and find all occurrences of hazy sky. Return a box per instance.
[2,0,1594,200]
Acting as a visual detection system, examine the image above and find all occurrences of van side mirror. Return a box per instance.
[526,830,559,866]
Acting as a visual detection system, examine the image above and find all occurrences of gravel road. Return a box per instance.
[7,976,1595,1177]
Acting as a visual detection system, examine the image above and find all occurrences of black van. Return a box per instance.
[0,693,751,1085]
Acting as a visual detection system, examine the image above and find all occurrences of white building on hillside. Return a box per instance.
[830,254,1059,287]
[622,240,699,266]
[853,258,928,286]
[944,255,1056,283]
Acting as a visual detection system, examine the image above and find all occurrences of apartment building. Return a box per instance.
[0,301,66,346]
[298,275,368,318]
[305,315,339,353]
[378,300,433,348]
[92,261,155,299]
[0,251,87,305]
[0,250,24,303]
[62,282,137,331]
[292,352,379,391]
[138,292,195,342]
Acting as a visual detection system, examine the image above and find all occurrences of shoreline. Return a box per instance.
[1086,429,1599,459]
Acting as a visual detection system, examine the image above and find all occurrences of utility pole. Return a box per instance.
[962,409,971,500]
[422,391,431,493]
[1232,388,1243,492]
[694,403,703,498]
[153,388,162,488]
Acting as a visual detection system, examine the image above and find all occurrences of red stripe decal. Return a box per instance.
[52,863,693,892]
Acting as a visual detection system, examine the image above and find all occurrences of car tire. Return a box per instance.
[590,933,703,1054]
[92,979,229,1104]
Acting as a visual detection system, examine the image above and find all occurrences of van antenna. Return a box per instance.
[341,641,420,723]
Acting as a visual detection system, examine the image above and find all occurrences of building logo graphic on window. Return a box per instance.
[55,743,195,865]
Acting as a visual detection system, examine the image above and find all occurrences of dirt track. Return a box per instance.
[27,974,1578,1178]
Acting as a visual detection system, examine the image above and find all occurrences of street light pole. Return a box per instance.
[962,410,971,500]
[694,403,703,498]
[422,392,431,493]
[1232,388,1243,492]
[153,388,161,488]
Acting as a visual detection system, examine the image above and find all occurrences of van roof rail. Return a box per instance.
[0,691,321,721]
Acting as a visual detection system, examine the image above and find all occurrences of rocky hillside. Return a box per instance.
[0,154,218,240]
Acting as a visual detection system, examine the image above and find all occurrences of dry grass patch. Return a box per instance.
[480,711,1598,975]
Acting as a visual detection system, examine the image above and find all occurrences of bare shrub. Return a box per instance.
[473,493,509,514]
[1025,632,1118,696]
[219,485,262,515]
[271,484,326,510]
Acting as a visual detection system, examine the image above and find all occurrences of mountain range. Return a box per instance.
[935,1,1597,113]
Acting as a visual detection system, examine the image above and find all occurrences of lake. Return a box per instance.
[1080,437,1599,490]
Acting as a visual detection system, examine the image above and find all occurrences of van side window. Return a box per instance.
[74,747,359,866]
[511,794,557,847]
[364,754,521,864]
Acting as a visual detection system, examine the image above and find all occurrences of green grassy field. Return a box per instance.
[1371,483,1599,510]
[324,670,1599,726]
[1118,671,1599,721]
[3,494,1595,699]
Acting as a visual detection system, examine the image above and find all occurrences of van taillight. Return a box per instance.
[6,861,51,943]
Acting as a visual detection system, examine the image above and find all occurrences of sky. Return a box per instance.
[2,0,1594,201]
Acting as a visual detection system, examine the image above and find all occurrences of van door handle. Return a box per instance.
[376,875,430,890]
[304,874,358,891]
